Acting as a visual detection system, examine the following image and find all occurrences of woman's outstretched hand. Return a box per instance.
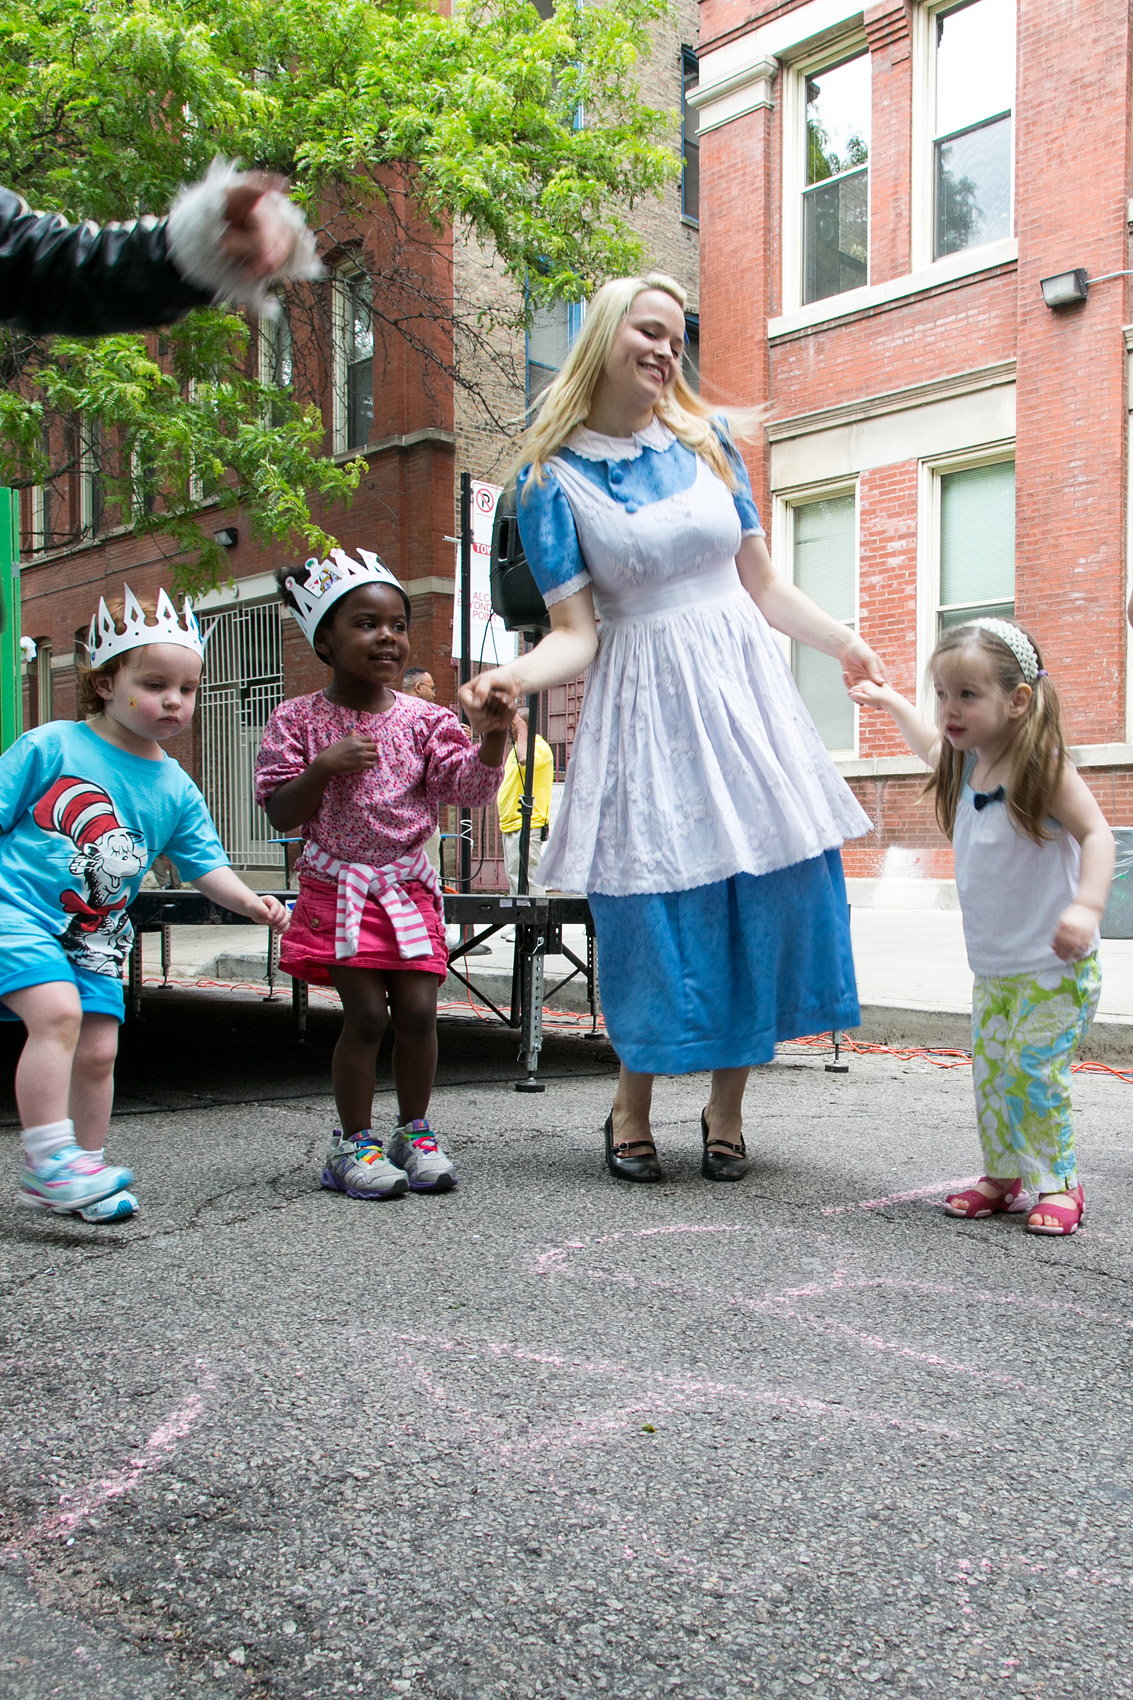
[836,632,887,689]
[459,669,518,735]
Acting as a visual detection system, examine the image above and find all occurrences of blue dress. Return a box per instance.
[516,418,871,1073]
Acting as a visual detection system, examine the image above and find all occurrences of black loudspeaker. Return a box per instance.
[490,483,551,635]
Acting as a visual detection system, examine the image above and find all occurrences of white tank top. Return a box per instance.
[952,761,1093,977]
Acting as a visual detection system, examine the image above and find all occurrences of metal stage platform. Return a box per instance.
[125,888,599,1091]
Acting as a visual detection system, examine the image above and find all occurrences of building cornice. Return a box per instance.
[766,360,1016,441]
[686,56,778,134]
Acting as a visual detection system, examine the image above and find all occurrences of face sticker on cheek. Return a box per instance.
[128,696,138,708]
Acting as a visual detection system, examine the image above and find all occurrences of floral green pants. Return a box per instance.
[971,953,1101,1194]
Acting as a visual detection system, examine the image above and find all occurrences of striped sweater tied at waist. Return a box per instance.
[305,844,443,961]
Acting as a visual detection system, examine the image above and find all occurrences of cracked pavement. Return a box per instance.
[2,989,1133,1699]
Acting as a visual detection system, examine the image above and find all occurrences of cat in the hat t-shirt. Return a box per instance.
[0,719,227,976]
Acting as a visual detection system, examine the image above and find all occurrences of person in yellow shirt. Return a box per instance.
[497,707,554,895]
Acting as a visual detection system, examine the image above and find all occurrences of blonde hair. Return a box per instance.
[927,622,1066,845]
[516,273,762,492]
[75,596,158,717]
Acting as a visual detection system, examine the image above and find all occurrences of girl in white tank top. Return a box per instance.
[852,619,1114,1238]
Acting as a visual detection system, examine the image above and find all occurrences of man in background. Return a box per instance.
[402,667,436,702]
[497,706,553,897]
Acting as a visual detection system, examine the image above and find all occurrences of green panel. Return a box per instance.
[940,460,1014,610]
[0,489,22,753]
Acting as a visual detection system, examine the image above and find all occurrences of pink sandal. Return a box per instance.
[1025,1184,1085,1237]
[943,1177,1028,1219]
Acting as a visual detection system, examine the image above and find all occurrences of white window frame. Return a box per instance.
[773,476,861,758]
[30,484,51,554]
[259,307,293,393]
[79,421,104,538]
[915,442,1015,711]
[910,0,1015,274]
[333,265,373,455]
[780,31,871,316]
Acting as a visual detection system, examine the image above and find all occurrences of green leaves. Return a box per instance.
[1,0,679,588]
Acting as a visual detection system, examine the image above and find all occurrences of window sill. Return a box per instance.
[769,237,1018,339]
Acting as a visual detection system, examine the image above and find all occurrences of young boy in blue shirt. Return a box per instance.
[0,587,287,1221]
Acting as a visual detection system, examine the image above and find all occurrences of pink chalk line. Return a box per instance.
[821,1178,980,1215]
[28,1370,215,1544]
[393,1332,963,1442]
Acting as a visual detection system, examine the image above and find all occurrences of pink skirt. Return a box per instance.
[280,875,448,985]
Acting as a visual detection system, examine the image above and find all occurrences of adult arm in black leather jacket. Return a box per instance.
[0,162,321,337]
[0,189,211,335]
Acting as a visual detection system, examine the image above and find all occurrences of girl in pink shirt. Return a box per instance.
[255,551,508,1199]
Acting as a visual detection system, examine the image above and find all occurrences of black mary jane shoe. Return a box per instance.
[700,1109,750,1182]
[604,1113,663,1183]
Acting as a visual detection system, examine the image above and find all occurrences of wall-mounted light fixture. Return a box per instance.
[1040,267,1133,308]
[213,526,238,548]
[1040,269,1088,307]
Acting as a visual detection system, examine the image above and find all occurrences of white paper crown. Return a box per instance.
[86,586,206,670]
[284,548,406,648]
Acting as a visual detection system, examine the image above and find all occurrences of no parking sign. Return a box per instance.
[452,480,518,665]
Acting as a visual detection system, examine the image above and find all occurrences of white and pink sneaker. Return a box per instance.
[17,1145,134,1214]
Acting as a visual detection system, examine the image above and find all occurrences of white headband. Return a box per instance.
[965,617,1040,685]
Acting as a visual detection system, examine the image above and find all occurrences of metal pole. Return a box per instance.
[515,674,540,898]
[458,471,473,893]
[0,489,22,753]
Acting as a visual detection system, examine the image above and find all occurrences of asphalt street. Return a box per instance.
[2,990,1133,1700]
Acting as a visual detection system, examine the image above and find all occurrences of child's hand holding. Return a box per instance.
[459,669,517,733]
[848,679,897,710]
[317,735,379,775]
[1052,902,1099,962]
[247,893,291,934]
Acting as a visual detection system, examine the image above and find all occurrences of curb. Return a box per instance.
[855,1003,1132,1065]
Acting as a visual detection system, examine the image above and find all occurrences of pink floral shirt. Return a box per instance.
[255,691,502,881]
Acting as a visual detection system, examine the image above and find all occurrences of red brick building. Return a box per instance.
[693,0,1133,890]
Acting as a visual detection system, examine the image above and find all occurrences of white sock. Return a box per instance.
[86,1147,105,1164]
[21,1118,76,1169]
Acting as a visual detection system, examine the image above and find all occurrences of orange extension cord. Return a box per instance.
[140,973,1133,1084]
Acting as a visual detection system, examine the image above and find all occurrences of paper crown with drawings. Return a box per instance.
[86,585,207,670]
[285,548,406,648]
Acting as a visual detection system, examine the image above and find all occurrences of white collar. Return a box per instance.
[565,417,675,462]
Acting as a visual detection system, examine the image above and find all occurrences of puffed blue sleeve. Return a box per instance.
[515,464,591,607]
[712,423,764,536]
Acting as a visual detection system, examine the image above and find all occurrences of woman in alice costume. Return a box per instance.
[461,274,882,1184]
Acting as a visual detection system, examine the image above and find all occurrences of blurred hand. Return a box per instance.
[222,176,296,279]
[1051,902,1098,962]
[249,893,290,933]
[837,632,887,688]
[316,735,379,776]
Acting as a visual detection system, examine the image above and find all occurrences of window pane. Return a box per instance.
[684,319,700,393]
[347,275,373,364]
[806,55,870,186]
[934,115,1012,258]
[935,0,1014,140]
[682,51,700,221]
[803,168,868,304]
[344,275,373,449]
[793,494,855,750]
[939,599,1013,633]
[939,461,1014,611]
[527,300,570,406]
[794,646,855,750]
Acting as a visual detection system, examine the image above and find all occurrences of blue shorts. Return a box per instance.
[0,903,126,1024]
